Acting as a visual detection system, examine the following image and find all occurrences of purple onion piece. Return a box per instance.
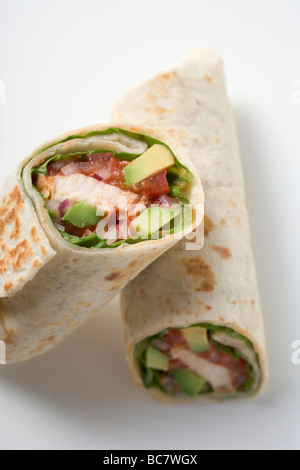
[58,199,72,218]
[92,173,103,182]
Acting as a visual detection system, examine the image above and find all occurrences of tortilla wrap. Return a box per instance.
[112,49,267,402]
[0,123,204,363]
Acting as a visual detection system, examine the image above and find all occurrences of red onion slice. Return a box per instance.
[92,173,103,182]
[58,199,72,218]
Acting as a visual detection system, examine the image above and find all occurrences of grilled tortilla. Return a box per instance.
[0,123,204,363]
[112,50,267,402]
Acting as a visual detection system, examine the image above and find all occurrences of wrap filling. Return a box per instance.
[135,324,261,398]
[31,129,195,248]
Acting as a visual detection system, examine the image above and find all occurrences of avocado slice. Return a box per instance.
[146,346,169,371]
[172,370,206,397]
[62,202,100,228]
[123,144,175,186]
[130,207,181,236]
[182,327,210,354]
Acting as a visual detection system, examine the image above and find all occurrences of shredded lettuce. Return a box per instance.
[58,230,164,249]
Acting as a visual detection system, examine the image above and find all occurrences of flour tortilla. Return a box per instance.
[0,123,204,363]
[112,49,267,401]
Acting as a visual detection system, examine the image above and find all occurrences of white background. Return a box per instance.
[0,0,299,450]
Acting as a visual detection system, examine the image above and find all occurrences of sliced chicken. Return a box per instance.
[171,346,235,394]
[37,173,139,211]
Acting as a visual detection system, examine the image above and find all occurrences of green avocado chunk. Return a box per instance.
[182,327,210,354]
[173,370,206,397]
[146,346,169,371]
[123,144,175,186]
[62,202,100,228]
[130,207,181,236]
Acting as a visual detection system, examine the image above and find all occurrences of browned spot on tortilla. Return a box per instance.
[211,246,232,260]
[204,74,212,82]
[40,335,56,344]
[49,321,61,328]
[33,259,42,268]
[154,106,167,115]
[10,216,21,240]
[4,329,16,346]
[18,276,23,282]
[71,258,78,263]
[160,73,171,80]
[229,198,237,208]
[167,129,175,138]
[204,215,215,238]
[29,344,49,356]
[220,218,227,227]
[235,216,241,225]
[64,317,75,328]
[109,286,118,291]
[9,240,33,271]
[181,256,216,293]
[0,186,24,241]
[206,306,212,311]
[251,300,255,309]
[140,288,145,295]
[219,316,225,322]
[160,72,174,80]
[41,246,47,256]
[147,92,156,101]
[0,256,9,275]
[4,281,13,292]
[153,76,168,94]
[9,186,23,210]
[128,260,137,268]
[170,308,180,315]
[166,298,171,304]
[30,226,40,243]
[85,302,92,308]
[215,138,221,144]
[105,271,122,281]
[232,300,237,305]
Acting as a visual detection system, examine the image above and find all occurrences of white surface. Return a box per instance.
[0,0,299,450]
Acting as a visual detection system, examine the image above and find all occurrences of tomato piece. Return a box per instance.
[132,171,170,200]
[79,153,129,188]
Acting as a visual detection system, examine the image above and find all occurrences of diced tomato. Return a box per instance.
[164,329,188,348]
[63,222,96,238]
[168,358,187,371]
[83,153,129,188]
[132,171,170,200]
[163,330,187,370]
[105,158,129,188]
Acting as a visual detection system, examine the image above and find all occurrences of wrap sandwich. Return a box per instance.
[0,124,204,363]
[112,50,267,401]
